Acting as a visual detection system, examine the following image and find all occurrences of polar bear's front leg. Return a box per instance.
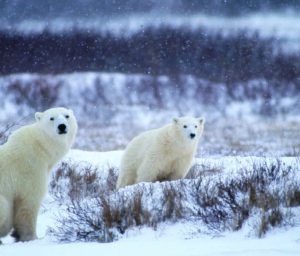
[0,195,13,238]
[12,197,39,242]
[169,156,193,180]
[116,166,137,189]
[135,159,159,184]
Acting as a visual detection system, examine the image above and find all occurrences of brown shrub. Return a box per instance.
[7,77,62,110]
[48,159,300,242]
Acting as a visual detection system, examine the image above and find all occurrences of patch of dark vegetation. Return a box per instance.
[185,163,222,179]
[50,162,104,202]
[0,125,11,145]
[7,77,62,110]
[48,159,300,242]
[0,123,19,145]
[3,73,300,121]
[1,27,299,84]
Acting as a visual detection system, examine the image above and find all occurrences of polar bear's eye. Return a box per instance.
[65,115,69,119]
[50,117,54,121]
[183,125,187,128]
[195,125,198,128]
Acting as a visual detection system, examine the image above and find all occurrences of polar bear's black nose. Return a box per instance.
[190,133,196,139]
[58,124,67,134]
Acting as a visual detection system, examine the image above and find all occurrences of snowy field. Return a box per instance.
[1,72,300,156]
[1,150,300,255]
[1,71,300,256]
[1,3,300,255]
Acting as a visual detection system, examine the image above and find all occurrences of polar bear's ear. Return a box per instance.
[198,117,205,125]
[173,117,179,124]
[35,112,43,122]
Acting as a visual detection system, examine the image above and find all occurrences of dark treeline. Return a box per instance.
[1,26,299,83]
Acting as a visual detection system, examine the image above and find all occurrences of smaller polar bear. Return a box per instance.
[0,107,77,242]
[116,116,205,189]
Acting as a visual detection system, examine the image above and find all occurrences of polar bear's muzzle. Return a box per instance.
[190,133,196,139]
[55,115,69,135]
[57,124,68,134]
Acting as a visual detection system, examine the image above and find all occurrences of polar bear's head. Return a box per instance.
[35,107,77,142]
[172,116,205,142]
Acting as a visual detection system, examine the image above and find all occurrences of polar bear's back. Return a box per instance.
[0,107,77,242]
[0,125,48,200]
[122,128,159,166]
[117,126,167,189]
[116,117,205,189]
[0,125,45,172]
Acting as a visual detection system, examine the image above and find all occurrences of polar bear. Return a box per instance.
[0,107,77,242]
[116,116,205,189]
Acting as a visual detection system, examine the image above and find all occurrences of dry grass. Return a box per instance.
[7,78,62,110]
[200,119,300,157]
[48,158,300,242]
[0,123,18,145]
[1,71,300,156]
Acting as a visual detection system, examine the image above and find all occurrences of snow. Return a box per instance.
[1,3,300,254]
[1,72,297,123]
[1,226,300,256]
[1,149,300,255]
[0,12,300,52]
[2,12,300,52]
[3,12,300,39]
[65,149,123,168]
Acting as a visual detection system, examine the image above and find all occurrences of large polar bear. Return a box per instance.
[0,107,77,242]
[116,116,205,189]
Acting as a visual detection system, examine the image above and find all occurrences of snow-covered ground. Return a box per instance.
[1,149,300,255]
[1,72,299,156]
[1,7,300,255]
[1,225,300,256]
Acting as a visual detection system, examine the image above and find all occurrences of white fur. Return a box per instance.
[0,107,77,242]
[116,116,205,189]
